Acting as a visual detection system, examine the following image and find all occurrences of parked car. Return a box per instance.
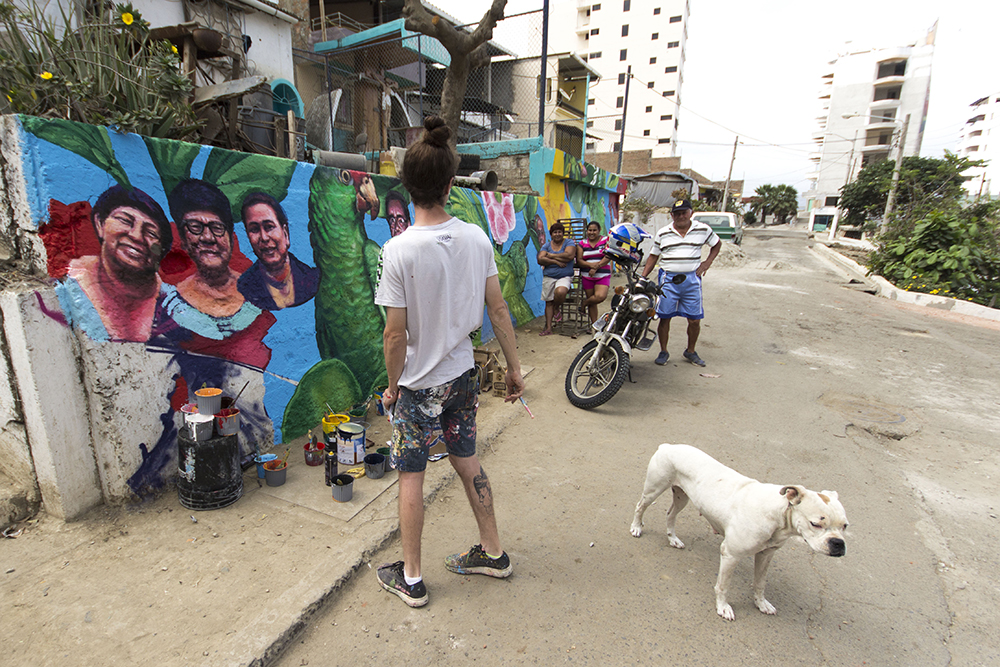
[692,212,743,245]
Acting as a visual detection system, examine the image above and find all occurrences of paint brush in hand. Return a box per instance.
[518,396,535,419]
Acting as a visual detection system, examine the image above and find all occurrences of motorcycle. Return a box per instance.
[565,237,660,409]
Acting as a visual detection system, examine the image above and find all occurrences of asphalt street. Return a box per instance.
[275,228,1000,666]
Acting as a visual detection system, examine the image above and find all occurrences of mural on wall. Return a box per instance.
[17,115,622,498]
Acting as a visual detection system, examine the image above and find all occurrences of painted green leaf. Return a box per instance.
[281,358,362,442]
[142,135,200,200]
[513,194,528,212]
[20,117,131,188]
[495,241,535,325]
[446,186,489,235]
[202,148,298,222]
[567,181,586,213]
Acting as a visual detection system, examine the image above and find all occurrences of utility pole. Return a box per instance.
[828,130,859,242]
[616,66,631,174]
[538,0,549,139]
[721,136,738,212]
[883,113,910,223]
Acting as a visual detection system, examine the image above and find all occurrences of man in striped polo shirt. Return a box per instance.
[641,198,721,367]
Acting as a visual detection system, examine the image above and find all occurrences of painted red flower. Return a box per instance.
[482,192,517,244]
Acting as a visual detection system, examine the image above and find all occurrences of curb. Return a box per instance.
[812,242,1000,323]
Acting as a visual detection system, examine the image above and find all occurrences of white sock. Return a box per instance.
[404,574,422,586]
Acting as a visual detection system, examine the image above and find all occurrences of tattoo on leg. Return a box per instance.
[473,466,494,515]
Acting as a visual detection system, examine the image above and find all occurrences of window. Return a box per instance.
[620,49,627,61]
[618,73,626,84]
[586,121,594,128]
[616,96,624,108]
[970,130,983,137]
[591,28,599,35]
[876,60,906,78]
[613,142,621,152]
[622,25,629,36]
[662,90,675,97]
[664,65,677,73]
[589,52,602,59]
[660,114,672,120]
[586,142,596,150]
[645,106,652,112]
[873,86,901,101]
[653,7,661,14]
[643,129,651,136]
[968,145,980,152]
[647,81,655,88]
[652,33,659,40]
[592,3,601,9]
[669,15,681,22]
[649,57,657,64]
[675,118,679,129]
[658,138,670,144]
[667,41,679,48]
[623,0,630,10]
[615,119,623,130]
[588,98,595,105]
[824,196,839,207]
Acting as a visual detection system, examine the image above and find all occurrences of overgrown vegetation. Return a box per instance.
[0,1,197,139]
[621,191,660,226]
[840,153,1000,308]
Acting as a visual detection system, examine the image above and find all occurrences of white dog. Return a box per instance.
[630,444,848,621]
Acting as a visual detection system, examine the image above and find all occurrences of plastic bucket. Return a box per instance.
[195,388,223,416]
[263,460,287,487]
[304,442,325,466]
[255,453,277,478]
[336,421,367,465]
[377,446,393,470]
[215,408,240,436]
[322,413,350,450]
[364,453,386,479]
[177,431,242,510]
[331,474,354,502]
[185,413,215,441]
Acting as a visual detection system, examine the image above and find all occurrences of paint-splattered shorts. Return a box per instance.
[390,368,479,473]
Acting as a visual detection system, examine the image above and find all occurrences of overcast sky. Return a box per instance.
[434,0,1000,198]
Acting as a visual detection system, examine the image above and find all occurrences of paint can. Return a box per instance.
[215,408,240,436]
[177,431,242,510]
[195,387,223,415]
[322,413,349,450]
[336,421,367,465]
[185,413,215,441]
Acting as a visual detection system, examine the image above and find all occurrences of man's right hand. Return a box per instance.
[503,369,524,403]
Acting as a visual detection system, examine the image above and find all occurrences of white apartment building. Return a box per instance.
[548,0,688,159]
[957,94,1000,199]
[805,26,935,232]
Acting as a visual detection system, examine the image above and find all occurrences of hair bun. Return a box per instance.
[422,115,451,148]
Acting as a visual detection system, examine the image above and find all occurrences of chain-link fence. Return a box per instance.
[316,10,555,154]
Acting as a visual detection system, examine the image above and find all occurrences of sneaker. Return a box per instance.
[444,544,512,578]
[376,561,428,607]
[683,350,706,367]
[654,351,670,365]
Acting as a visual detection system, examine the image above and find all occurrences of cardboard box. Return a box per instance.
[492,380,507,398]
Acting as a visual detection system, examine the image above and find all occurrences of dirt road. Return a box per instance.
[276,228,1000,666]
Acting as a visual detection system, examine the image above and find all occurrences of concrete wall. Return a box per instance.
[1,115,624,516]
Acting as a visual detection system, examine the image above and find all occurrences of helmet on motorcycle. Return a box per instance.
[605,222,650,264]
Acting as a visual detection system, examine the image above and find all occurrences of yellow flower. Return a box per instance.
[39,71,53,80]
[122,12,134,25]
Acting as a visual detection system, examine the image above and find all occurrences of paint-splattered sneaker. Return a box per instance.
[376,561,428,607]
[444,544,512,578]
[683,350,706,367]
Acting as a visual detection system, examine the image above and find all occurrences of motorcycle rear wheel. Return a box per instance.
[565,339,630,409]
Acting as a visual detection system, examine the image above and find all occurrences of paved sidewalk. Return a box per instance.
[1,368,525,667]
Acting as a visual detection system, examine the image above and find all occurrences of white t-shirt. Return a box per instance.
[375,217,498,390]
[649,221,720,273]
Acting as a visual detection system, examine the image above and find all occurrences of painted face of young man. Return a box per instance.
[181,210,232,275]
[243,202,291,273]
[386,199,409,237]
[96,205,163,282]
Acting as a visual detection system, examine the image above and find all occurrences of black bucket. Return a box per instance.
[177,431,243,510]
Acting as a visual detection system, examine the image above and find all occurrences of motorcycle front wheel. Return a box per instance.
[565,338,630,409]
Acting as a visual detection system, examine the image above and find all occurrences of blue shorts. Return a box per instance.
[389,368,479,473]
[655,270,704,320]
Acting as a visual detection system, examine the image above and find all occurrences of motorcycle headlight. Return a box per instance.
[629,294,651,312]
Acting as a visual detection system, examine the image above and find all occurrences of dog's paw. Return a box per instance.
[629,523,643,538]
[755,597,776,615]
[667,535,685,549]
[717,603,735,621]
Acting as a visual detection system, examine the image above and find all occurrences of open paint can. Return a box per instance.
[215,408,240,436]
[195,388,223,415]
[185,413,215,441]
[336,421,367,465]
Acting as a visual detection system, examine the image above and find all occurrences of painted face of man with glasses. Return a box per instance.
[168,179,245,317]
